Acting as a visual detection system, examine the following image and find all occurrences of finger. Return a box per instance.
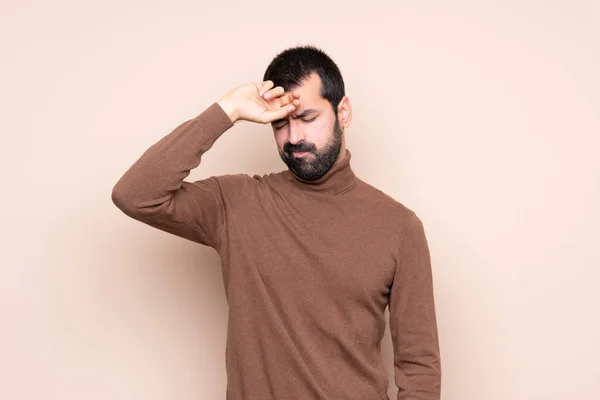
[277,97,300,111]
[259,104,296,124]
[263,86,284,100]
[278,92,300,106]
[259,80,274,95]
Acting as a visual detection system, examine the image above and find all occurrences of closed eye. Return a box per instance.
[273,121,288,130]
[273,116,317,130]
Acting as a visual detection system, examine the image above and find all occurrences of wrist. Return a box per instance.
[217,98,238,124]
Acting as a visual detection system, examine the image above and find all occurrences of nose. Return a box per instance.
[287,119,305,145]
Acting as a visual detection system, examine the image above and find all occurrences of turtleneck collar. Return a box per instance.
[284,149,359,195]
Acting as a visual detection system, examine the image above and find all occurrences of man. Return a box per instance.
[112,45,441,400]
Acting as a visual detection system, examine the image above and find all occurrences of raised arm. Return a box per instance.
[111,81,300,250]
[111,103,239,248]
[389,212,442,400]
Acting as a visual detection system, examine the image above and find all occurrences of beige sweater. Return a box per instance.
[111,102,441,400]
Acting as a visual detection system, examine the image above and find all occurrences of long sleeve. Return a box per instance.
[111,102,247,250]
[389,212,442,400]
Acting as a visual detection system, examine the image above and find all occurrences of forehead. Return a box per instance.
[290,72,327,107]
[271,72,330,126]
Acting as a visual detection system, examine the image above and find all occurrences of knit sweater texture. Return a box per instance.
[111,102,441,400]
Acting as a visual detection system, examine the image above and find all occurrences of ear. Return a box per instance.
[337,96,352,128]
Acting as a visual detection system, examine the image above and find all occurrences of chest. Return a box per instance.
[227,194,398,304]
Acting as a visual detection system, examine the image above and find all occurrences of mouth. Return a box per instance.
[291,151,310,157]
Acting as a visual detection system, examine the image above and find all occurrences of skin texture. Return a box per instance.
[271,72,353,181]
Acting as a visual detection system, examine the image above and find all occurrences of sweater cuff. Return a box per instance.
[194,102,234,130]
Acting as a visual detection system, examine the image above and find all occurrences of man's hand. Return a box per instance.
[217,80,300,124]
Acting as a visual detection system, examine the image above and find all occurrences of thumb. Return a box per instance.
[259,104,295,124]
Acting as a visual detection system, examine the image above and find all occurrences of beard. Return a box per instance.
[279,117,343,181]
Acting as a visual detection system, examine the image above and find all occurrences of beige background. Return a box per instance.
[2,1,599,399]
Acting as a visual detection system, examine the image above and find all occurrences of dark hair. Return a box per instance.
[263,45,345,114]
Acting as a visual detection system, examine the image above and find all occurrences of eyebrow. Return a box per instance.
[272,108,318,125]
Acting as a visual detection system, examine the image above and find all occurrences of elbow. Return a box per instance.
[111,180,170,221]
[111,180,139,216]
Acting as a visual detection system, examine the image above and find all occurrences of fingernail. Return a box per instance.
[264,92,272,99]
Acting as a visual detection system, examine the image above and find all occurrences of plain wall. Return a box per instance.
[2,1,599,399]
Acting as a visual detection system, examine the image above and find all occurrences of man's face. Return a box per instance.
[271,72,343,181]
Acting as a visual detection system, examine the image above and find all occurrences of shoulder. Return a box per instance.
[210,172,253,192]
[212,170,284,184]
[354,179,417,223]
[211,169,289,198]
